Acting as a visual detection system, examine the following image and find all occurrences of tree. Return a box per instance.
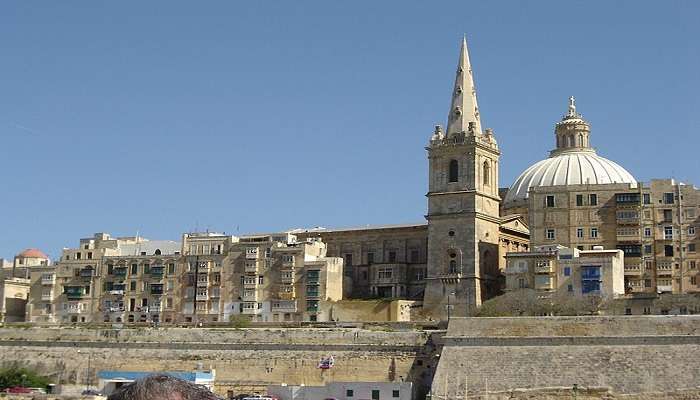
[0,367,50,390]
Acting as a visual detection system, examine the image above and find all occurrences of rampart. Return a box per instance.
[0,326,437,396]
[433,316,700,397]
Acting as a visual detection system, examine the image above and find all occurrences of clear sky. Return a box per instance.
[1,1,698,259]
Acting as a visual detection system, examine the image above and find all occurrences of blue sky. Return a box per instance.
[1,1,698,259]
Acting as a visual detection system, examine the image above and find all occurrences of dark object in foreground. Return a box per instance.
[107,374,221,400]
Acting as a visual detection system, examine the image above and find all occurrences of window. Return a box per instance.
[567,284,573,292]
[689,244,696,252]
[664,192,674,204]
[346,390,354,398]
[577,245,584,250]
[482,161,490,186]
[665,245,674,257]
[76,252,82,260]
[258,275,264,284]
[644,227,652,237]
[576,195,584,206]
[581,266,601,294]
[644,245,652,254]
[692,276,698,286]
[690,227,696,236]
[448,159,459,183]
[563,267,571,277]
[661,209,673,222]
[168,263,176,274]
[378,267,393,280]
[576,228,584,238]
[410,250,420,263]
[546,229,555,240]
[643,193,651,204]
[388,251,397,263]
[590,227,598,239]
[545,195,555,208]
[518,278,527,289]
[393,390,400,398]
[345,254,353,267]
[367,252,374,264]
[130,281,137,291]
[625,308,632,315]
[372,390,380,400]
[87,252,93,259]
[664,226,673,239]
[589,194,598,206]
[686,208,696,219]
[449,260,457,274]
[691,261,697,269]
[131,264,138,275]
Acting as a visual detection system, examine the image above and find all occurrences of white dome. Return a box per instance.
[504,149,636,205]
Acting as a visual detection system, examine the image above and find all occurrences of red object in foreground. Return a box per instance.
[6,387,33,393]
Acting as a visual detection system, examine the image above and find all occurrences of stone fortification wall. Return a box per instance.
[0,327,432,396]
[433,316,700,396]
[446,315,700,337]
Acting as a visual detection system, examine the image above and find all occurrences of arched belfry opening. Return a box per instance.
[448,159,459,183]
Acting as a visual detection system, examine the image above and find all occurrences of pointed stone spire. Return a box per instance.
[446,37,482,136]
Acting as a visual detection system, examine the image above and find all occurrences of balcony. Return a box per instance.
[534,263,553,274]
[108,290,125,296]
[150,266,165,276]
[64,287,86,299]
[280,275,294,283]
[305,291,320,298]
[617,216,640,225]
[66,308,82,314]
[272,300,297,312]
[196,293,209,301]
[243,280,258,288]
[196,279,208,287]
[656,267,673,276]
[113,267,127,277]
[150,286,164,296]
[242,291,258,301]
[245,250,259,260]
[242,307,262,315]
[278,291,295,300]
[41,293,53,301]
[616,231,640,242]
[624,265,643,276]
[41,275,55,285]
[108,306,125,313]
[244,263,258,273]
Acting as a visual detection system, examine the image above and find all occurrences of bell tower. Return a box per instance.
[422,38,501,318]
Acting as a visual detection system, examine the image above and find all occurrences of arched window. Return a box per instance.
[448,159,459,183]
[578,133,584,147]
[154,249,162,255]
[568,135,575,147]
[449,260,457,274]
[483,161,490,186]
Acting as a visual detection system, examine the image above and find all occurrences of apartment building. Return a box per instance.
[505,245,624,298]
[27,231,343,324]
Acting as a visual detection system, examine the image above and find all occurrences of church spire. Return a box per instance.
[446,37,482,136]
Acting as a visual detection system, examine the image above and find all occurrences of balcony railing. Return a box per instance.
[108,289,125,296]
[150,267,165,276]
[534,264,553,274]
[272,301,297,311]
[196,294,209,301]
[656,267,673,276]
[196,279,208,287]
[41,275,55,285]
[246,251,259,260]
[243,280,258,288]
[41,293,53,301]
[623,265,642,276]
[244,263,258,273]
[108,306,125,313]
[151,289,164,295]
[242,292,258,301]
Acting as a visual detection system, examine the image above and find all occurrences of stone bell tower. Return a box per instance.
[422,38,501,319]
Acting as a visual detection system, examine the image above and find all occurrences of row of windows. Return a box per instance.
[344,250,423,266]
[447,159,491,185]
[545,192,686,208]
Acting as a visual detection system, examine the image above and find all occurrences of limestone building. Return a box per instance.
[297,39,529,317]
[27,231,343,324]
[505,245,624,299]
[502,98,700,296]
